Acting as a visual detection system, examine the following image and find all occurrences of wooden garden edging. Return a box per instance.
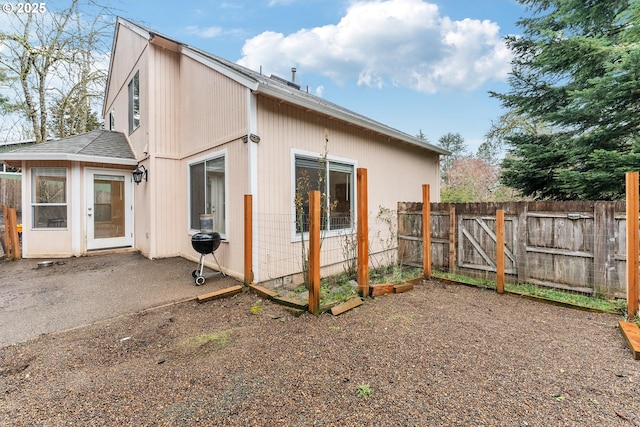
[197,285,244,303]
[619,321,640,360]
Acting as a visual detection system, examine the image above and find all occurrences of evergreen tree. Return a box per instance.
[437,132,468,180]
[491,0,637,200]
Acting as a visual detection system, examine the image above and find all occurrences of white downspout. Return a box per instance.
[20,161,28,257]
[70,163,81,256]
[247,89,259,282]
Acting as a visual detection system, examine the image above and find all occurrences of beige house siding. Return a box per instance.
[149,47,181,158]
[103,24,148,117]
[121,39,251,273]
[104,23,149,158]
[178,56,249,156]
[253,95,440,284]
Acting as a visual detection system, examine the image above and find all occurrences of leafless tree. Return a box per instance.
[0,0,114,142]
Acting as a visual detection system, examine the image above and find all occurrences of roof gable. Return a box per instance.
[113,17,449,156]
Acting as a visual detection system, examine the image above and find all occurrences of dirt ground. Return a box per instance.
[1,255,640,426]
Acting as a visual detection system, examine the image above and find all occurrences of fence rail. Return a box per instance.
[398,201,629,299]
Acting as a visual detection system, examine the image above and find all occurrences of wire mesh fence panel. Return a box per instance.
[254,206,402,290]
[255,213,302,287]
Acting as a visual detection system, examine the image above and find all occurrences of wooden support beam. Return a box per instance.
[357,168,369,297]
[244,194,253,285]
[308,190,321,315]
[626,172,639,318]
[496,209,505,294]
[422,184,431,278]
[197,285,243,303]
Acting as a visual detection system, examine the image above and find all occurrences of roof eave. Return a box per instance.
[254,83,449,155]
[0,153,138,165]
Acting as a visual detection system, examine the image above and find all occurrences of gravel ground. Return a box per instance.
[1,279,639,426]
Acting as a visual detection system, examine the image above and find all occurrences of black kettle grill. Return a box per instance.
[191,232,225,285]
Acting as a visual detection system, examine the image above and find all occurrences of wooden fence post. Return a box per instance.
[244,194,253,285]
[449,205,456,274]
[1,205,8,258]
[626,172,639,318]
[2,204,20,260]
[496,209,505,294]
[308,190,321,315]
[357,168,369,297]
[422,185,431,278]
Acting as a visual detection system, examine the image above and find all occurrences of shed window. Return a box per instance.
[128,71,140,133]
[294,156,354,233]
[31,167,67,228]
[189,155,226,235]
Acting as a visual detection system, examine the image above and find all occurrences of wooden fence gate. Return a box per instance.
[398,201,628,298]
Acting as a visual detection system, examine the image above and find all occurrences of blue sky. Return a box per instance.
[3,0,527,150]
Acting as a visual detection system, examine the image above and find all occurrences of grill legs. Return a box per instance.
[192,251,226,286]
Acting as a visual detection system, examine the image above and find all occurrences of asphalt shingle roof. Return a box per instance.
[1,130,135,161]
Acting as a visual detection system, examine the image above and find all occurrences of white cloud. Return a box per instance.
[237,0,512,94]
[184,25,223,38]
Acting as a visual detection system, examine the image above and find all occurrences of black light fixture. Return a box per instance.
[132,164,148,184]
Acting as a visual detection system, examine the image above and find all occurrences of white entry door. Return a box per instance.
[86,169,133,250]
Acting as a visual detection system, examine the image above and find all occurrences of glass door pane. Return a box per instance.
[94,175,125,239]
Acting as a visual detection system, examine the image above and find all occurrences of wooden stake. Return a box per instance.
[496,209,505,294]
[357,168,369,297]
[308,190,321,315]
[244,194,253,285]
[422,184,431,278]
[8,208,19,260]
[626,172,639,318]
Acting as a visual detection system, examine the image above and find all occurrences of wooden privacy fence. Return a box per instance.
[0,173,21,212]
[398,200,632,299]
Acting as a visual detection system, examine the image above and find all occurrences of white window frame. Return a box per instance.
[128,71,140,134]
[290,149,357,241]
[31,167,68,230]
[187,149,228,239]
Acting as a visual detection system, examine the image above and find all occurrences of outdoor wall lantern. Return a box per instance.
[132,164,148,185]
